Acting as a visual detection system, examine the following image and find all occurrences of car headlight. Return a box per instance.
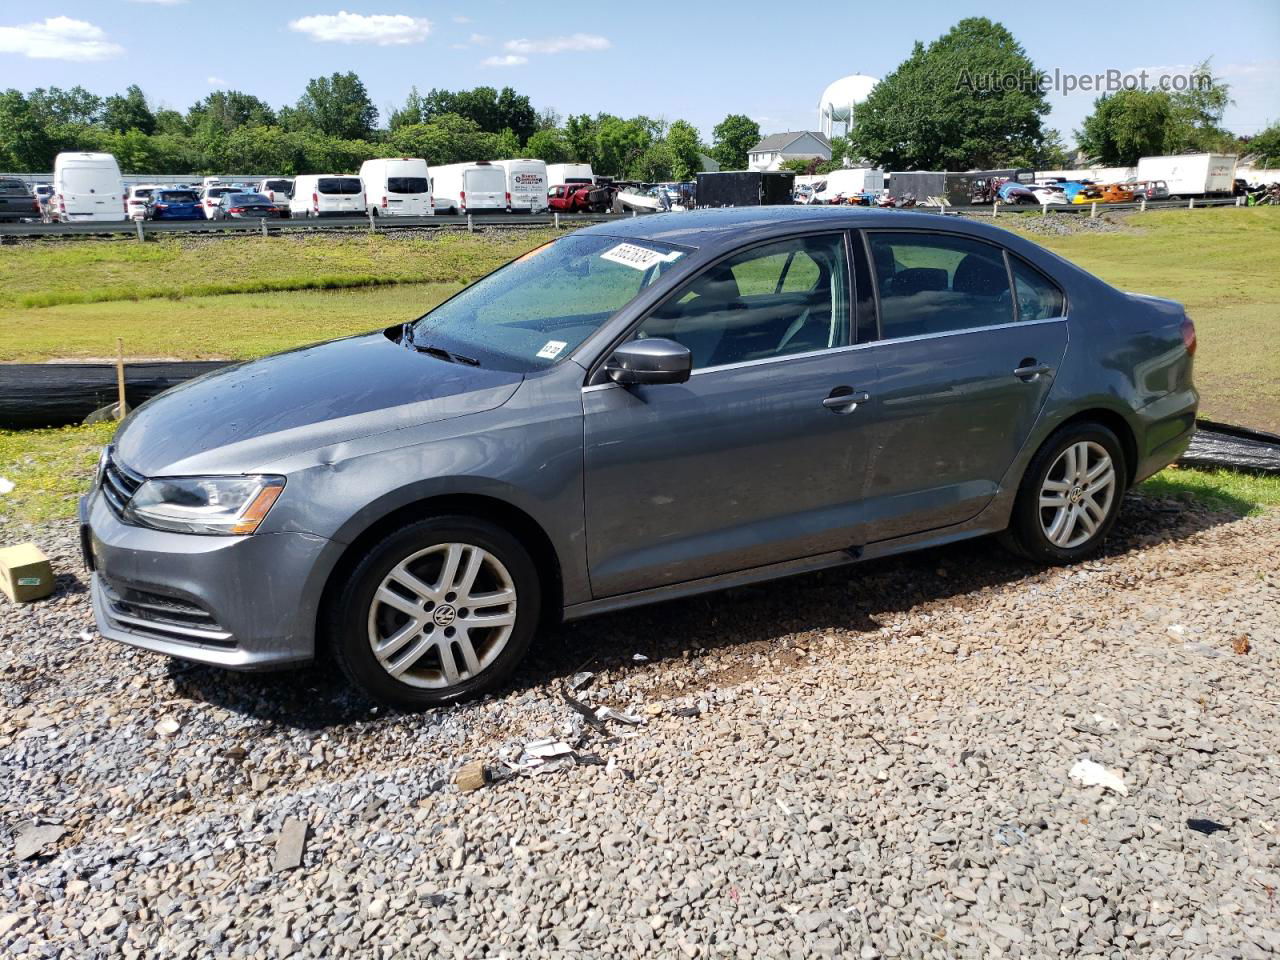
[94,446,111,490]
[123,475,285,535]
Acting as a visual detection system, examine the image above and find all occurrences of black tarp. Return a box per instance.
[0,361,230,429]
[1179,420,1280,475]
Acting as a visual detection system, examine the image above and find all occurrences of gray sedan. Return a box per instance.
[81,207,1198,709]
[211,192,283,220]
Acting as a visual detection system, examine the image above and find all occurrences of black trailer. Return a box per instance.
[695,171,795,208]
[946,168,1035,206]
[886,171,946,203]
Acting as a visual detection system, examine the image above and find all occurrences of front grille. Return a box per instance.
[100,452,145,517]
[100,576,235,648]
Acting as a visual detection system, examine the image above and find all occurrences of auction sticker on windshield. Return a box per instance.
[600,243,683,271]
[536,340,568,359]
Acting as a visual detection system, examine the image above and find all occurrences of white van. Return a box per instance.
[288,174,366,218]
[51,152,125,223]
[494,159,548,213]
[546,163,595,188]
[430,161,508,215]
[359,158,432,217]
[813,167,884,204]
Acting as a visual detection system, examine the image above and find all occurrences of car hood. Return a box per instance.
[114,331,523,476]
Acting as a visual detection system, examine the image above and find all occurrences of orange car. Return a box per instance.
[1072,183,1134,204]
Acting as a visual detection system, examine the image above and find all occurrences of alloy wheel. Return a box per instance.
[366,542,517,689]
[1038,440,1116,549]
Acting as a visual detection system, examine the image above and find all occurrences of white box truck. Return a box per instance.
[359,157,433,217]
[51,152,125,222]
[813,167,884,204]
[430,161,508,215]
[545,163,595,188]
[1137,154,1237,198]
[495,159,548,213]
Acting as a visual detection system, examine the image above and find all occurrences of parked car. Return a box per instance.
[127,184,163,220]
[1029,186,1068,205]
[51,152,126,223]
[547,182,613,213]
[431,162,508,215]
[211,192,282,220]
[257,178,294,213]
[288,175,365,218]
[359,158,432,217]
[199,185,245,220]
[82,207,1198,709]
[32,183,54,219]
[1073,184,1134,205]
[146,188,204,221]
[0,177,40,222]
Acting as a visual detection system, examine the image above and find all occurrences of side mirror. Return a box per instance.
[606,338,691,386]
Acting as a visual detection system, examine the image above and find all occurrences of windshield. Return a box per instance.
[158,191,198,203]
[409,235,685,373]
[318,177,362,195]
[388,176,429,194]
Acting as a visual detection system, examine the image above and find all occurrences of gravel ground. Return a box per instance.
[2,493,1277,959]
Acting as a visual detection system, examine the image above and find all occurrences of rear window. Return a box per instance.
[207,187,238,198]
[229,194,268,204]
[158,191,198,203]
[318,178,362,195]
[262,179,292,192]
[0,179,28,195]
[131,188,155,199]
[387,177,429,194]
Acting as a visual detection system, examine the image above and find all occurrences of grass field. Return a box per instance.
[0,208,1276,429]
[3,422,1277,525]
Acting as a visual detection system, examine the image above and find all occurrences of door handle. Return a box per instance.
[1013,362,1052,381]
[823,388,870,412]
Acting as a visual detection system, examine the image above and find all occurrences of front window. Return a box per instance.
[410,235,686,373]
[318,177,362,195]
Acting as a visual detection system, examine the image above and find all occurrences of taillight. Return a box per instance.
[154,204,168,210]
[382,195,388,208]
[505,191,512,205]
[229,207,245,213]
[312,192,319,211]
[1181,316,1197,356]
[58,194,65,213]
[460,190,466,206]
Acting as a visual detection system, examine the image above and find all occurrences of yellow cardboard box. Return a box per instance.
[0,543,55,603]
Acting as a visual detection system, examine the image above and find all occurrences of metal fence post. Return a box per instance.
[135,219,145,243]
[1140,197,1147,213]
[632,209,637,218]
[1090,202,1098,219]
[554,211,560,230]
[368,209,377,233]
[467,213,474,233]
[1188,198,1194,210]
[1042,202,1048,217]
[992,201,999,217]
[260,217,268,238]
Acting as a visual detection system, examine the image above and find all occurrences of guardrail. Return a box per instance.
[949,196,1249,217]
[0,210,632,240]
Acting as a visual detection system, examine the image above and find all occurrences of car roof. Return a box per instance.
[576,206,1025,253]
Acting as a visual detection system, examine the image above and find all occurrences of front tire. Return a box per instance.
[1004,422,1126,564]
[327,516,541,710]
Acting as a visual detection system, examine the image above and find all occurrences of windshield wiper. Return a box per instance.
[400,325,480,366]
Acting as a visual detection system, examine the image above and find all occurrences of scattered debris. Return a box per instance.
[0,477,13,494]
[1233,635,1251,655]
[14,823,66,860]
[569,671,594,691]
[670,706,701,718]
[631,653,649,662]
[78,630,93,642]
[272,818,308,872]
[595,705,643,726]
[520,738,576,763]
[1187,818,1229,836]
[1069,758,1129,796]
[994,824,1028,846]
[153,717,180,738]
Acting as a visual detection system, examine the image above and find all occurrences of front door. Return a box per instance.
[856,230,1069,540]
[583,232,876,598]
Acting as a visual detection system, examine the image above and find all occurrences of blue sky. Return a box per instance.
[2,1,1277,144]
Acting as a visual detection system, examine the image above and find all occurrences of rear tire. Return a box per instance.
[1003,422,1126,565]
[327,516,541,710]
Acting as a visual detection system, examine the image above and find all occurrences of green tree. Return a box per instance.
[665,119,703,181]
[1076,90,1175,164]
[0,89,54,170]
[187,90,277,137]
[100,128,160,172]
[407,86,537,143]
[28,86,102,126]
[710,114,761,170]
[153,109,190,137]
[852,18,1049,170]
[293,72,377,140]
[389,114,499,165]
[595,115,654,177]
[564,114,599,166]
[1244,123,1280,167]
[526,128,569,164]
[102,84,156,135]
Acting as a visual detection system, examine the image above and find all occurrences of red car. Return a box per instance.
[547,182,614,213]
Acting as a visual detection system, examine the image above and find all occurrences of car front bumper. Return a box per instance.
[80,490,329,670]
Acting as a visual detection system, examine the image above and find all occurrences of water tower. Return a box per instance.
[818,74,878,138]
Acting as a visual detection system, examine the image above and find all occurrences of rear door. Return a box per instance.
[854,230,1068,540]
[583,232,877,598]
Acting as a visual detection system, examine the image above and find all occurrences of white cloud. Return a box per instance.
[468,33,491,45]
[482,54,527,67]
[0,16,124,61]
[452,15,471,24]
[289,11,431,46]
[504,33,610,55]
[207,75,225,85]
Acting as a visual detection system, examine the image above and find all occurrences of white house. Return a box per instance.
[747,132,832,171]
